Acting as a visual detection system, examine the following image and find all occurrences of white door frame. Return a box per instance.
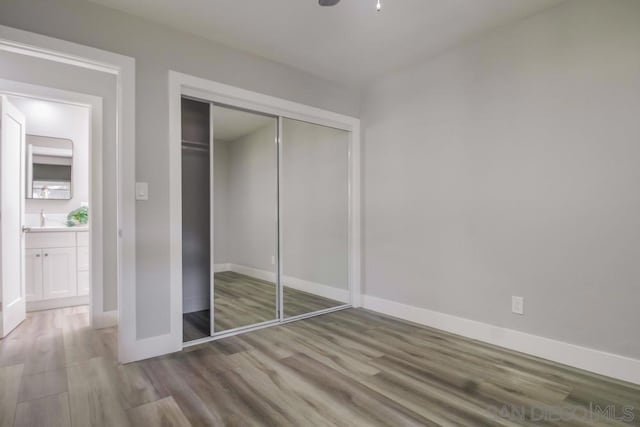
[0,25,137,363]
[0,80,103,324]
[169,71,361,351]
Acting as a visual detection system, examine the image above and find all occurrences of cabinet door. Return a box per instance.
[25,249,43,301]
[42,247,77,299]
[77,246,89,272]
[77,271,90,296]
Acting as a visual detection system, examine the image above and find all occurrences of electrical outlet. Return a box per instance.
[135,182,149,201]
[512,296,524,315]
[271,255,275,265]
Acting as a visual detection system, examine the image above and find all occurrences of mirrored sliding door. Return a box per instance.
[281,118,350,318]
[212,105,278,333]
[181,95,353,344]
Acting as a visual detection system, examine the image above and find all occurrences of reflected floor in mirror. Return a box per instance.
[183,271,344,342]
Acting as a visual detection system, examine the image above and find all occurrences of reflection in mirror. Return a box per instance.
[26,135,73,200]
[212,105,278,333]
[281,118,349,318]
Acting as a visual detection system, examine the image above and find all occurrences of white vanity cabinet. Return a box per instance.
[25,230,88,308]
[76,231,90,296]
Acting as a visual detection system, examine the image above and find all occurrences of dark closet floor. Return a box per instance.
[183,271,344,342]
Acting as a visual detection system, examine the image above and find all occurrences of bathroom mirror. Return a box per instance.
[25,135,73,200]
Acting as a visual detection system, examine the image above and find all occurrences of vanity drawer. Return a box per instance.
[77,231,89,247]
[26,232,76,249]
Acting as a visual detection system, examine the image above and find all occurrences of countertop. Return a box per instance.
[25,225,89,233]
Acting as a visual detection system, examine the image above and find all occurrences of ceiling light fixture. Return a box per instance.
[318,0,381,11]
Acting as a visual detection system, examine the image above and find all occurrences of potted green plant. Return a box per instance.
[66,206,88,226]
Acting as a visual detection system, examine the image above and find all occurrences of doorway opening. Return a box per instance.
[0,91,96,338]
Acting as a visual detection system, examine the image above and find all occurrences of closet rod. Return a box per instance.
[182,138,209,146]
[181,144,209,153]
[182,139,210,153]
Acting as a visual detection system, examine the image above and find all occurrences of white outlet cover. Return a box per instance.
[135,182,149,201]
[512,296,524,315]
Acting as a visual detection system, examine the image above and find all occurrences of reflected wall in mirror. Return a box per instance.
[212,105,278,333]
[281,118,350,318]
[26,134,73,200]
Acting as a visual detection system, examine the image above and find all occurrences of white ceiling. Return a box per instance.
[213,106,275,142]
[90,0,564,88]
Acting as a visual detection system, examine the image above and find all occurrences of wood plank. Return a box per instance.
[0,363,23,427]
[14,392,71,427]
[127,396,192,427]
[3,306,639,426]
[18,367,68,402]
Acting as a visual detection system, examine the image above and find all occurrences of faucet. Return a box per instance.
[40,209,46,227]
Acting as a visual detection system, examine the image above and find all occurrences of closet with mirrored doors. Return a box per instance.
[181,95,353,344]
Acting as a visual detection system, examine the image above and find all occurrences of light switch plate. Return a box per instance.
[135,182,149,201]
[512,296,524,315]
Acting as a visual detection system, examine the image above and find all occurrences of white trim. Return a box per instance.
[362,295,640,386]
[178,74,357,132]
[94,309,117,329]
[27,295,89,312]
[208,104,216,335]
[169,71,361,356]
[228,263,274,283]
[0,25,136,363]
[168,71,185,355]
[282,276,349,303]
[213,263,230,273]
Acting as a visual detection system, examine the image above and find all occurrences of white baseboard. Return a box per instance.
[282,276,349,303]
[214,263,230,273]
[27,295,89,312]
[228,263,274,282]
[362,295,640,385]
[94,309,118,329]
[120,332,181,364]
[225,263,348,303]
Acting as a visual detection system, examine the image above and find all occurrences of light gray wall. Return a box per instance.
[361,0,640,359]
[217,119,350,293]
[213,140,229,265]
[281,119,349,289]
[0,0,360,339]
[226,124,278,274]
[0,50,118,313]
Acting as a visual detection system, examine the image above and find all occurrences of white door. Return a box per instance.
[42,247,77,299]
[0,96,26,338]
[25,249,43,301]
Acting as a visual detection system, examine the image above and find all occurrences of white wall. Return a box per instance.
[361,0,640,359]
[0,0,360,339]
[9,97,89,215]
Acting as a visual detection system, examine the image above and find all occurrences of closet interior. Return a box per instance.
[181,96,351,343]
